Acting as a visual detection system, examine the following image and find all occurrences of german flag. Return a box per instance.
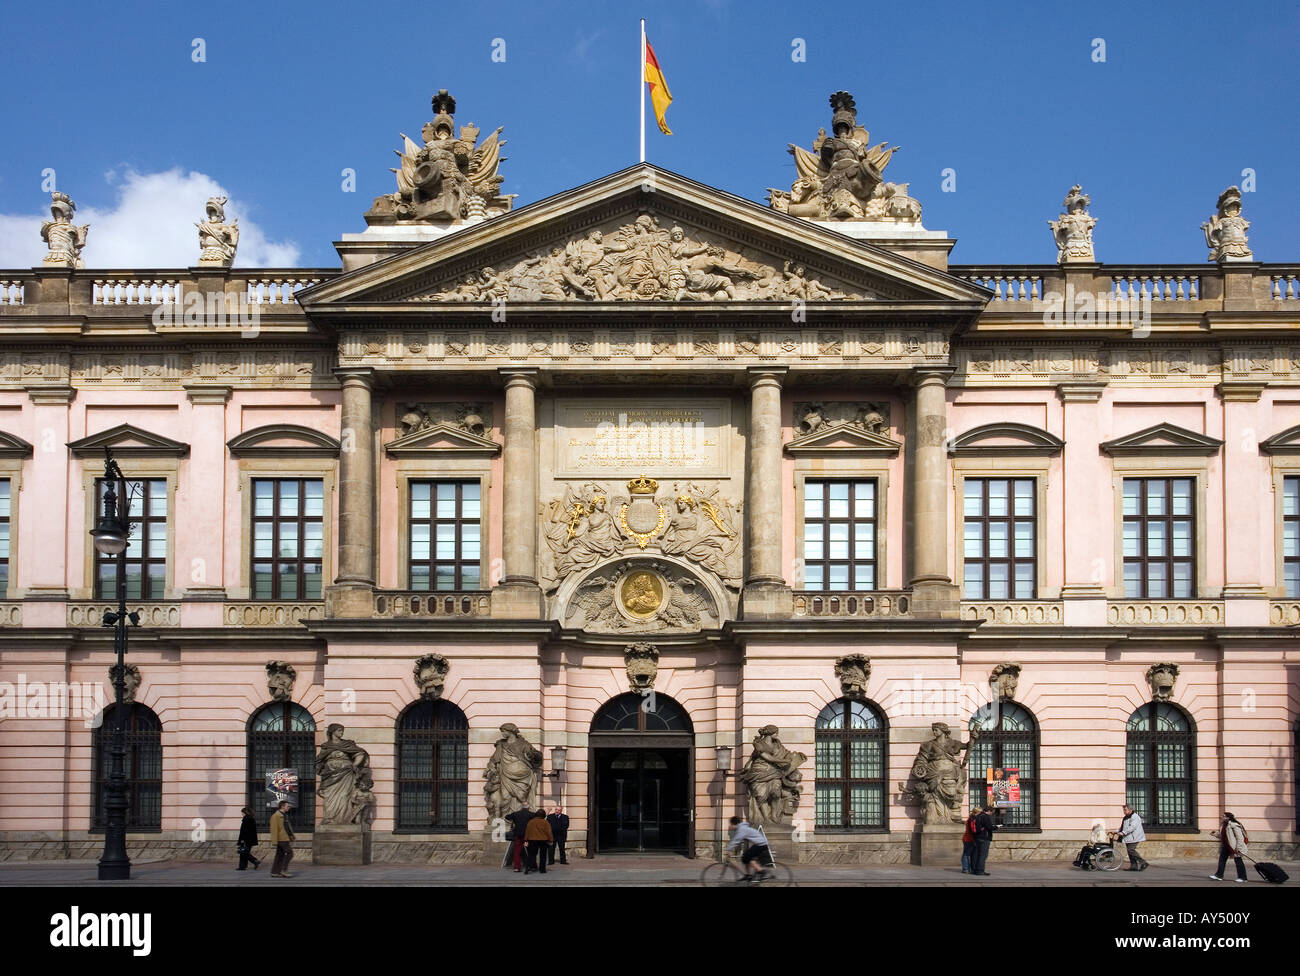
[644,39,673,135]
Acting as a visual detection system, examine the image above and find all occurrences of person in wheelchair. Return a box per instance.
[1073,819,1110,869]
[725,815,773,882]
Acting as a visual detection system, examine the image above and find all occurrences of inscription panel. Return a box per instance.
[555,397,731,478]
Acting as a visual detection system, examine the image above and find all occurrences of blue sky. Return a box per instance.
[1,0,1296,267]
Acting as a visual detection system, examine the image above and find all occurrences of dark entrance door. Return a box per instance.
[594,747,691,853]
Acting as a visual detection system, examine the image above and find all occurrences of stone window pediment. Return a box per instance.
[385,423,501,458]
[0,431,33,459]
[1260,424,1300,456]
[1099,422,1222,458]
[948,422,1063,458]
[227,424,341,459]
[68,423,189,459]
[785,426,901,457]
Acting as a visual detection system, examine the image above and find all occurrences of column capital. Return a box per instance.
[25,384,75,405]
[500,367,540,389]
[183,383,232,405]
[333,366,375,387]
[910,365,956,387]
[747,366,787,389]
[1056,382,1107,403]
[1216,381,1267,403]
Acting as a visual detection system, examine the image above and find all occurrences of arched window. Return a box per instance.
[92,703,162,831]
[246,702,317,832]
[969,702,1040,830]
[1125,701,1197,831]
[591,692,693,733]
[815,698,888,831]
[396,700,469,831]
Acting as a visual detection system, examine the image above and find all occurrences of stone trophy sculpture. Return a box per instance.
[482,722,543,820]
[266,661,296,702]
[740,725,807,825]
[41,192,88,268]
[196,196,239,267]
[313,723,375,864]
[1202,186,1253,262]
[1048,185,1097,263]
[107,663,141,704]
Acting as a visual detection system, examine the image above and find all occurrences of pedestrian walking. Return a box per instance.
[506,805,532,873]
[547,805,570,865]
[969,803,998,876]
[1115,803,1148,871]
[961,808,978,873]
[236,806,261,871]
[524,807,554,874]
[269,800,295,877]
[1209,812,1249,882]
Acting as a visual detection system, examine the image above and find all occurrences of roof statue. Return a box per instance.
[40,192,89,268]
[768,91,922,224]
[365,90,514,226]
[196,196,239,267]
[1202,186,1253,263]
[1048,185,1097,263]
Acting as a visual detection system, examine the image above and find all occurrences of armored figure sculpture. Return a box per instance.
[315,724,375,825]
[834,654,871,699]
[266,661,296,702]
[196,196,239,267]
[768,91,921,223]
[40,192,89,268]
[368,90,513,224]
[1048,185,1097,263]
[413,653,450,700]
[899,722,979,824]
[740,725,808,825]
[1202,186,1253,262]
[483,723,543,819]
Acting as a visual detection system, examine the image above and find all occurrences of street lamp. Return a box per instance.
[91,447,138,881]
[547,746,567,779]
[714,745,734,856]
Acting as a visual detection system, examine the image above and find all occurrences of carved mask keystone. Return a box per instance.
[990,662,1021,702]
[414,653,451,700]
[266,661,297,702]
[1145,663,1180,702]
[624,642,660,692]
[834,654,871,698]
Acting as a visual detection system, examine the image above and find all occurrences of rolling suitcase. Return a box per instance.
[1246,855,1288,884]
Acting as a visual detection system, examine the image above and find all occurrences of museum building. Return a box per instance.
[0,90,1298,863]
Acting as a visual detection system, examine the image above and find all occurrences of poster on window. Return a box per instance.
[986,767,1020,807]
[266,767,299,809]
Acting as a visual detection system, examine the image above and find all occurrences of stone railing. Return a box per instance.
[92,275,185,305]
[792,590,911,618]
[223,602,325,627]
[0,603,22,626]
[1268,268,1300,301]
[1110,271,1201,302]
[244,275,329,304]
[1106,601,1224,626]
[962,601,1063,625]
[0,276,29,306]
[66,602,182,627]
[959,270,1047,303]
[372,590,491,618]
[1268,601,1300,626]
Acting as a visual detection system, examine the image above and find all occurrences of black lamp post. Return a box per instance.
[91,447,139,881]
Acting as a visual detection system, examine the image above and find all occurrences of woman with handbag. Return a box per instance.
[236,806,261,871]
[1209,812,1248,882]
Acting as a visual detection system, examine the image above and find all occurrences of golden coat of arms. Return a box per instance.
[618,475,666,548]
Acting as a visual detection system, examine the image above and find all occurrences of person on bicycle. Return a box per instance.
[725,815,773,882]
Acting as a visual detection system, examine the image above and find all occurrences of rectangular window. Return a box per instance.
[802,479,876,590]
[1122,477,1195,599]
[251,479,324,600]
[963,478,1037,600]
[95,478,167,600]
[0,478,9,592]
[409,480,482,590]
[1284,477,1300,599]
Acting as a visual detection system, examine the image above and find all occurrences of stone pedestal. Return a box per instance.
[312,823,372,865]
[912,823,964,866]
[324,582,374,619]
[761,823,798,863]
[481,826,512,867]
[490,581,545,619]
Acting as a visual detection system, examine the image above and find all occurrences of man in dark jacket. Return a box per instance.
[547,806,570,865]
[236,806,261,870]
[506,805,533,873]
[970,804,998,876]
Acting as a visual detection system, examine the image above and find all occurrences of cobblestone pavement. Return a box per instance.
[2,856,1294,886]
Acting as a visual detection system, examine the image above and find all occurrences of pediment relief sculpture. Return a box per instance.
[768,91,922,224]
[411,213,869,302]
[795,401,890,437]
[561,559,721,635]
[398,402,491,438]
[541,477,741,591]
[366,89,513,226]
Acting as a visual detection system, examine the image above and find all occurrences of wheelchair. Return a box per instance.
[1076,843,1121,871]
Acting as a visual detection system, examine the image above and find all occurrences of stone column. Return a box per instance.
[741,368,790,618]
[907,367,959,616]
[25,385,74,618]
[1219,381,1269,626]
[1057,382,1109,626]
[182,384,231,603]
[494,368,544,618]
[327,368,375,618]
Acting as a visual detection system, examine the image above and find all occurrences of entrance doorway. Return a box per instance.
[587,693,694,856]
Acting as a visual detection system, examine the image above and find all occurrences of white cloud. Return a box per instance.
[0,169,300,269]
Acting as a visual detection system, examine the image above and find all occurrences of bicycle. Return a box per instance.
[699,848,795,886]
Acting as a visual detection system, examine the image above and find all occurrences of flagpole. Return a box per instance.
[639,18,646,163]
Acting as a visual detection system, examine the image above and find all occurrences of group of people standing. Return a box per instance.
[960,804,999,875]
[504,805,570,875]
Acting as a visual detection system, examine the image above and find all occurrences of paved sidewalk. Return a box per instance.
[2,856,1293,887]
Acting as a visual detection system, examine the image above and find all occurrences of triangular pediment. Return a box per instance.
[1260,424,1300,456]
[786,424,902,457]
[0,431,34,459]
[950,423,1064,457]
[68,423,189,459]
[227,424,340,458]
[301,165,988,318]
[1100,423,1222,457]
[384,422,501,458]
